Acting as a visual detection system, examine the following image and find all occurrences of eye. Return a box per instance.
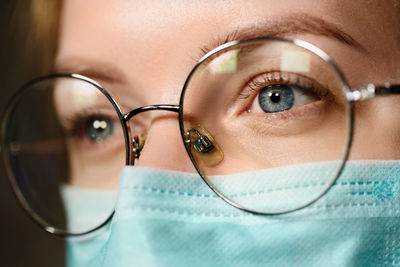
[252,84,319,113]
[85,116,114,142]
[245,72,328,115]
[60,109,121,147]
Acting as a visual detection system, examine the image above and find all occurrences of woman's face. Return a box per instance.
[55,0,400,187]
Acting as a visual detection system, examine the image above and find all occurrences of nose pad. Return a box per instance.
[134,118,197,172]
[185,125,223,167]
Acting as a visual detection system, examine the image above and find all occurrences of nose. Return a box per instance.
[130,109,197,173]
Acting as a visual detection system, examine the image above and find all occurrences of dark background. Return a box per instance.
[0,1,65,266]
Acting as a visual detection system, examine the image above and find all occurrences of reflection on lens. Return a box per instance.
[181,39,351,214]
[2,75,125,235]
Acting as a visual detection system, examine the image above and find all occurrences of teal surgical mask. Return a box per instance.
[66,161,400,267]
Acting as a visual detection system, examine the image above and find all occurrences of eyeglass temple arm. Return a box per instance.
[375,85,400,95]
[346,84,400,102]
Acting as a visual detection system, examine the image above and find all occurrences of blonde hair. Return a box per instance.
[32,0,61,72]
[1,0,61,82]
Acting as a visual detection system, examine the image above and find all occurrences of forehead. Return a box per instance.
[56,0,400,105]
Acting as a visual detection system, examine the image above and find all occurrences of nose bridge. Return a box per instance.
[124,104,197,172]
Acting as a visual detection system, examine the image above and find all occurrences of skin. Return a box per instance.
[55,0,400,187]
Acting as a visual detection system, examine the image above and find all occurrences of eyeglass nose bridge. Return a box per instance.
[122,104,180,162]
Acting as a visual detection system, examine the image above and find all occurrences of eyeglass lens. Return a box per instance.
[180,39,351,213]
[3,77,123,234]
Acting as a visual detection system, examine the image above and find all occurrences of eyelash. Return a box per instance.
[240,71,331,103]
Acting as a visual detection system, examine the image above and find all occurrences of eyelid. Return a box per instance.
[239,71,332,102]
[197,13,366,61]
[225,71,333,118]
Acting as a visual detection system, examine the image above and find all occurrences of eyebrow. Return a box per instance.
[54,58,143,107]
[54,59,127,85]
[199,13,366,57]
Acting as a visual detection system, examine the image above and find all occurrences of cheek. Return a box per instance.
[67,138,125,189]
[350,96,400,160]
[192,100,349,175]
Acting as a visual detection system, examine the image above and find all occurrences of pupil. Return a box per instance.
[86,117,113,141]
[93,120,107,131]
[269,92,281,103]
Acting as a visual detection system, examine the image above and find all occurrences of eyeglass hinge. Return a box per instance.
[132,132,147,159]
[346,84,375,102]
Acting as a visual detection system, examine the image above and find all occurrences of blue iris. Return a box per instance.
[258,84,295,113]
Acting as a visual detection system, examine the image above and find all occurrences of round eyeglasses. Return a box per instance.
[2,38,399,236]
